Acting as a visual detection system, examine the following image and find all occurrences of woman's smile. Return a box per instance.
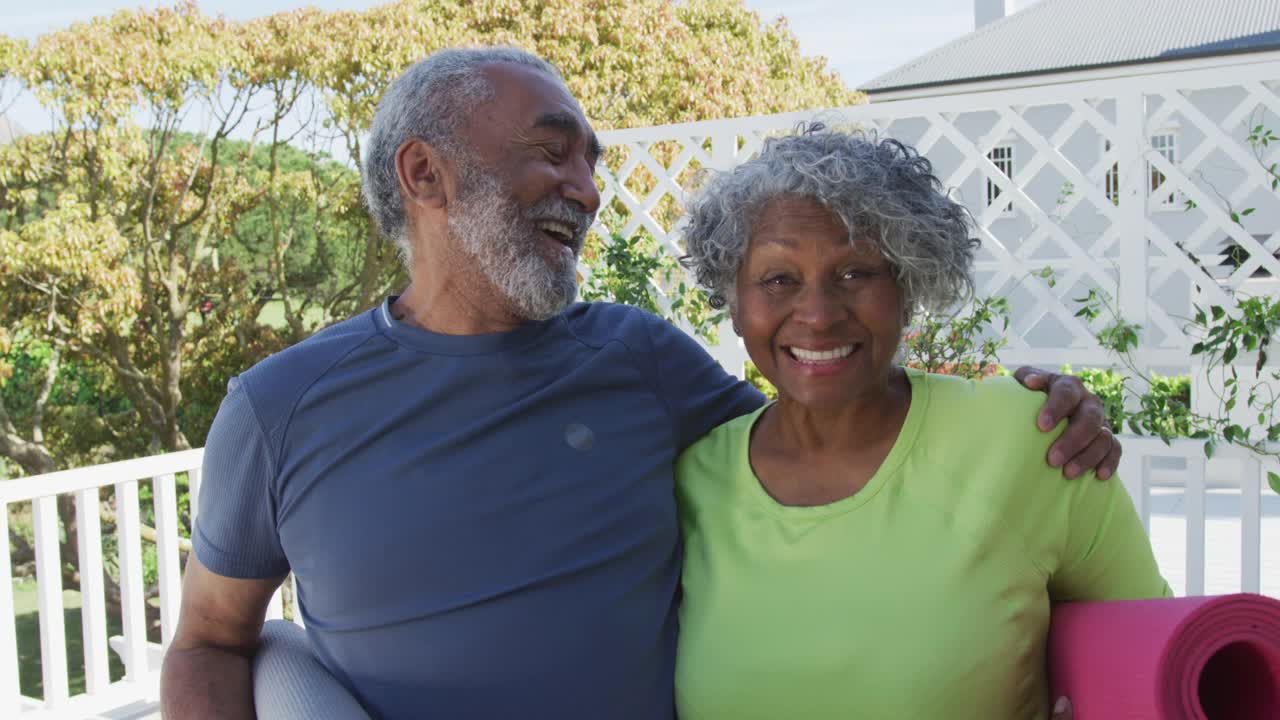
[781,343,860,376]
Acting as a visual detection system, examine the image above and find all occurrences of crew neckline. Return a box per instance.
[740,368,931,518]
[374,296,564,356]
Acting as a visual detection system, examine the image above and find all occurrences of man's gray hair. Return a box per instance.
[361,47,561,262]
[680,124,979,318]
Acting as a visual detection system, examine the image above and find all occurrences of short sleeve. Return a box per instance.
[1049,468,1174,602]
[641,315,764,451]
[192,377,290,580]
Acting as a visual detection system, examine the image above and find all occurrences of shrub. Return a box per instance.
[1069,365,1192,438]
[902,297,1010,380]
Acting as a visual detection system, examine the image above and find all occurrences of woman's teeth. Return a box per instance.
[789,345,856,363]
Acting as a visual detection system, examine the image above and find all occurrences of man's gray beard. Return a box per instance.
[448,167,582,322]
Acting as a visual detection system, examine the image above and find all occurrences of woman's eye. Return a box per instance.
[763,275,794,288]
[842,269,870,281]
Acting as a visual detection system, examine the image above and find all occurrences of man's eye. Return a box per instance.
[542,143,567,160]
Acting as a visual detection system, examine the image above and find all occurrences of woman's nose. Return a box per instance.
[794,283,846,329]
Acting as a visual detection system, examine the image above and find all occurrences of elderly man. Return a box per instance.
[161,47,1119,719]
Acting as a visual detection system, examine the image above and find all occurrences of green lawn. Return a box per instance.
[12,578,126,700]
[256,298,327,329]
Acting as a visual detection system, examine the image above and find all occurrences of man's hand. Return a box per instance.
[1052,696,1073,720]
[1014,367,1121,480]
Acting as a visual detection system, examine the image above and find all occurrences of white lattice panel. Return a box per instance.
[593,58,1280,373]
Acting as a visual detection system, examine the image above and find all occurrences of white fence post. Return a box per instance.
[1184,456,1207,596]
[0,503,20,715]
[188,465,202,531]
[32,495,69,707]
[153,473,183,646]
[1116,90,1149,324]
[116,480,149,681]
[75,487,110,694]
[1241,457,1262,594]
[1119,452,1148,532]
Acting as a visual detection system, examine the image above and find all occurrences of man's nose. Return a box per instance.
[561,159,601,215]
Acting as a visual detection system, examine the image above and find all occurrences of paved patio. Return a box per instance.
[1148,487,1280,597]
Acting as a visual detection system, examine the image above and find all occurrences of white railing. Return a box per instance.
[1,451,204,716]
[0,450,294,717]
[1119,438,1279,598]
[1,440,1274,715]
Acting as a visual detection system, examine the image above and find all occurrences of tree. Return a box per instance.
[0,0,859,471]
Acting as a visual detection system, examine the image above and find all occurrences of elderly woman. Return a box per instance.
[674,126,1171,719]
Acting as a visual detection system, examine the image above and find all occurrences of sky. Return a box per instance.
[0,0,1043,131]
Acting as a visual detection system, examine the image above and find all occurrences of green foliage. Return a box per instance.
[210,135,381,340]
[1190,297,1279,374]
[1062,278,1278,492]
[1248,123,1280,192]
[744,361,776,399]
[1177,119,1280,493]
[1068,366,1192,440]
[579,230,671,316]
[1073,288,1141,354]
[578,222,725,343]
[1187,296,1280,456]
[1069,366,1128,432]
[902,297,1010,379]
[180,272,289,447]
[0,338,148,468]
[1139,373,1194,439]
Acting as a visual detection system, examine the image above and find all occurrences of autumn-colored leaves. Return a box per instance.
[0,0,858,460]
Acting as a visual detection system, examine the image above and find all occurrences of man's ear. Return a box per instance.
[395,138,451,210]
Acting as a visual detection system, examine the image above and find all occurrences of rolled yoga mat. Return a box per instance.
[1048,594,1280,719]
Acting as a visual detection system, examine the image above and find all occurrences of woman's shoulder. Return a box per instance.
[906,371,1061,488]
[675,405,762,495]
[908,372,1074,563]
[914,371,1047,438]
[679,406,760,466]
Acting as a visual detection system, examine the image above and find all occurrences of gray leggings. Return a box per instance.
[253,620,373,720]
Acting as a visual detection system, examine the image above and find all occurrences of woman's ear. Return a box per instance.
[729,303,742,336]
[395,138,451,211]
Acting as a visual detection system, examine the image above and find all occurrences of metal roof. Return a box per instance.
[862,0,1280,93]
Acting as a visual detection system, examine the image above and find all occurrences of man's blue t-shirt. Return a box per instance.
[192,299,762,719]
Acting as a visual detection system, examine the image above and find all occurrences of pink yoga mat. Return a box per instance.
[1048,594,1280,719]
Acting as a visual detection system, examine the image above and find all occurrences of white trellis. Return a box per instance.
[593,56,1280,375]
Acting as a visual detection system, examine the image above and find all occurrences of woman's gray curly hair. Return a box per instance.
[680,124,979,316]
